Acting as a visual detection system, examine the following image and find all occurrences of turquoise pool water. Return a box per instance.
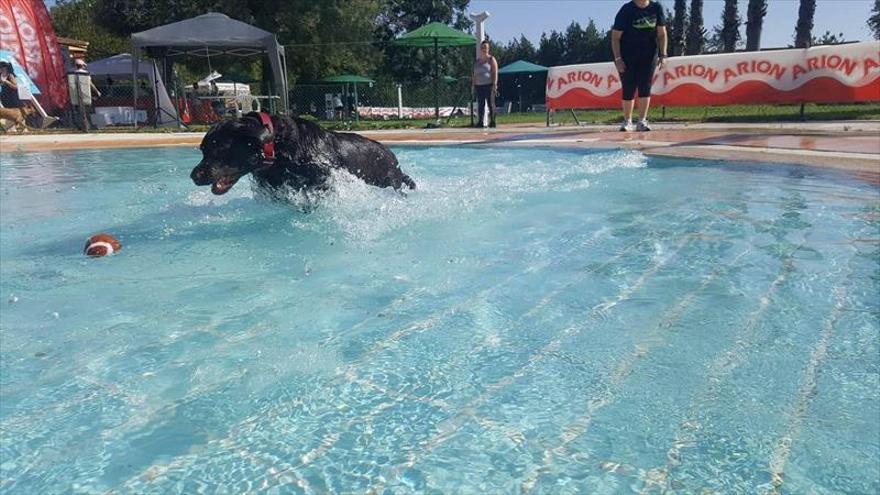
[0,145,878,494]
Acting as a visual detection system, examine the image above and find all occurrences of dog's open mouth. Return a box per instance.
[211,175,240,195]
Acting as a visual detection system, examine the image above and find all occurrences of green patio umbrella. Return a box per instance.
[319,74,375,122]
[391,22,476,121]
[498,60,548,113]
[497,60,547,75]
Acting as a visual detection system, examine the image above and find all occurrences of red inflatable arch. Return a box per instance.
[0,0,68,113]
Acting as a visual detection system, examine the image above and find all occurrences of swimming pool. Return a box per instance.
[0,145,877,493]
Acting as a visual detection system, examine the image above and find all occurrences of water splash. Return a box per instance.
[284,148,648,244]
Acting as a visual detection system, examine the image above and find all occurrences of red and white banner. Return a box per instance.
[0,0,69,113]
[546,41,880,109]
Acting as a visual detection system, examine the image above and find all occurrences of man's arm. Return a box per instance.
[612,30,626,73]
[656,25,668,68]
[89,79,102,98]
[491,57,499,93]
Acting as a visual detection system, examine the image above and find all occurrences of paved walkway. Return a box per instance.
[2,122,878,183]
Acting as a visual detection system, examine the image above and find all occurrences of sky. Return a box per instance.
[468,0,876,48]
[41,0,874,48]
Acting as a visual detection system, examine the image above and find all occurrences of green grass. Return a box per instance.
[19,103,877,134]
[308,102,880,131]
[553,102,880,126]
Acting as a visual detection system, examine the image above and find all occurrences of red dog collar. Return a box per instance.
[256,112,275,165]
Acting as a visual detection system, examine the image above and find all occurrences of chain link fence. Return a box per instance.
[7,74,877,132]
[288,80,474,123]
[55,74,269,130]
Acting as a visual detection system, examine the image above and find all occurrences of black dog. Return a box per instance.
[191,112,415,196]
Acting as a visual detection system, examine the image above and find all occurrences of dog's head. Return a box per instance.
[190,116,274,195]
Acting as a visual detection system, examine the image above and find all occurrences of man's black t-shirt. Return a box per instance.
[613,1,665,60]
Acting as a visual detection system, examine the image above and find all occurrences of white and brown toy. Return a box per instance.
[84,233,122,257]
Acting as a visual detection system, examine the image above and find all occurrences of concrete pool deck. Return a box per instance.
[2,121,878,183]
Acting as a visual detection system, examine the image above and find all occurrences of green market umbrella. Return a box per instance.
[319,74,375,84]
[498,60,547,113]
[391,22,476,121]
[319,74,375,122]
[497,60,547,75]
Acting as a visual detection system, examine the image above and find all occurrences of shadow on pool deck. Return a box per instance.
[2,122,878,183]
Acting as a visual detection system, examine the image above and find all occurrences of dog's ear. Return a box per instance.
[254,124,273,144]
[241,117,273,144]
[208,118,245,137]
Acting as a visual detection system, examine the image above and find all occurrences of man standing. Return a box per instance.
[73,59,102,99]
[612,0,667,132]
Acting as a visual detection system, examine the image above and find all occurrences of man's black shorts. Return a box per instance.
[620,56,657,100]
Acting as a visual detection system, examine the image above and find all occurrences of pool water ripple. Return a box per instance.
[1,146,877,494]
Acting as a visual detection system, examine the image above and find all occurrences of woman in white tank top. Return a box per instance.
[471,41,498,128]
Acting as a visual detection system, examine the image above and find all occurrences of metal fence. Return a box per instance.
[6,75,878,132]
[58,75,272,130]
[288,80,475,122]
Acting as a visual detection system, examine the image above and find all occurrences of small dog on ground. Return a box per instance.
[191,112,416,196]
[0,105,31,133]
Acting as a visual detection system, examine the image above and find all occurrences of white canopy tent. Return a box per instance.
[88,53,178,126]
[130,13,289,124]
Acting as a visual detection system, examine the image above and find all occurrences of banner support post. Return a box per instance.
[469,11,490,127]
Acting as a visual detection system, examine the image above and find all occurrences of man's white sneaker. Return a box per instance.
[636,120,652,132]
[619,120,633,132]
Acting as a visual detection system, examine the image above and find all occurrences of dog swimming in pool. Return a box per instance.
[190,111,416,196]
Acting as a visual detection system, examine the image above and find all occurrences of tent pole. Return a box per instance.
[132,47,139,129]
[354,83,359,123]
[153,61,160,127]
[518,77,523,113]
[169,56,181,128]
[434,39,439,123]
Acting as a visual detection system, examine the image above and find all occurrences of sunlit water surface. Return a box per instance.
[1,145,878,494]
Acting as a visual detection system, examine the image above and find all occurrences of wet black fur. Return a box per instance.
[191,113,415,195]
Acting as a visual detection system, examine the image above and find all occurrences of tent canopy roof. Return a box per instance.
[498,60,548,74]
[129,12,289,114]
[131,13,279,56]
[88,53,159,77]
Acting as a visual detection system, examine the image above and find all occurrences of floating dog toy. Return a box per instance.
[84,233,122,257]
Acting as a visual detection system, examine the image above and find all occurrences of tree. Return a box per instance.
[560,21,604,65]
[486,36,508,67]
[496,35,537,67]
[91,0,254,37]
[581,19,606,63]
[869,0,880,40]
[812,31,846,45]
[375,0,472,37]
[718,0,740,52]
[286,1,385,83]
[794,0,816,48]
[745,0,767,51]
[669,0,688,56]
[376,0,475,83]
[685,0,705,55]
[536,30,566,67]
[510,35,537,63]
[51,0,129,60]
